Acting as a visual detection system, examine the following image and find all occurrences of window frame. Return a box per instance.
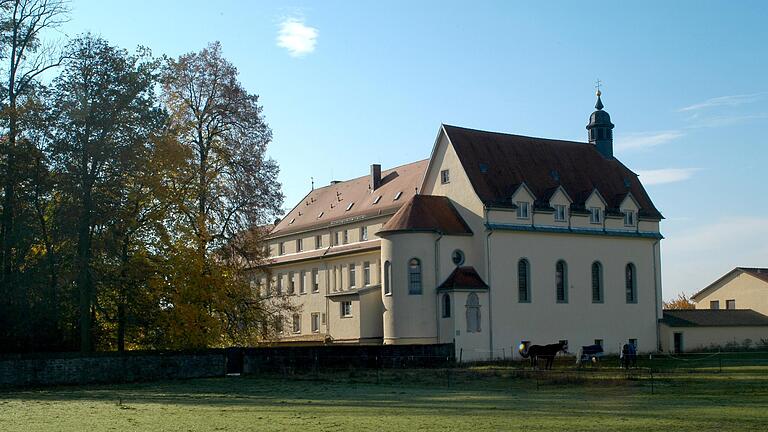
[296,238,303,252]
[440,169,450,184]
[363,261,371,286]
[315,234,323,249]
[341,301,353,318]
[299,270,306,294]
[518,259,531,303]
[442,293,451,318]
[726,299,736,310]
[623,210,635,226]
[589,207,602,224]
[288,271,296,295]
[311,312,320,333]
[516,201,530,219]
[625,263,637,303]
[710,300,720,310]
[465,293,481,333]
[383,261,392,295]
[312,268,320,293]
[349,263,356,288]
[556,260,568,303]
[554,204,566,222]
[292,313,301,334]
[360,226,368,241]
[278,242,285,255]
[408,258,423,295]
[591,261,603,303]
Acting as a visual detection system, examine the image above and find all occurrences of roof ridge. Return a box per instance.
[309,158,430,192]
[443,123,589,146]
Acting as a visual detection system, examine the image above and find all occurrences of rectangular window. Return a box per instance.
[321,313,326,325]
[594,339,603,347]
[333,231,340,246]
[341,301,352,317]
[288,272,295,294]
[299,271,306,294]
[710,300,720,310]
[363,261,371,286]
[589,207,602,224]
[440,169,450,184]
[312,268,319,292]
[343,230,349,244]
[278,242,285,255]
[726,299,736,310]
[554,204,566,222]
[360,226,368,241]
[623,210,635,226]
[292,314,301,333]
[276,274,283,295]
[296,238,303,252]
[315,234,323,249]
[311,313,320,333]
[349,264,356,288]
[516,201,530,219]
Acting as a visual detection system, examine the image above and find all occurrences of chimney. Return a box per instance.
[370,164,382,191]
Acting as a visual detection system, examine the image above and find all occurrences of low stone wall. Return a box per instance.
[242,343,455,373]
[0,350,226,388]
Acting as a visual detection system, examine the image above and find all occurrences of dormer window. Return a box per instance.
[554,204,566,222]
[288,218,295,225]
[623,210,635,226]
[373,195,381,204]
[589,207,602,224]
[346,202,355,211]
[516,201,530,219]
[441,169,450,184]
[394,191,402,201]
[317,211,324,219]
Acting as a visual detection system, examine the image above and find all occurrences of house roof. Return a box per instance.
[662,309,768,327]
[268,239,381,266]
[437,266,489,291]
[441,124,662,219]
[378,195,473,236]
[269,159,429,238]
[691,267,768,300]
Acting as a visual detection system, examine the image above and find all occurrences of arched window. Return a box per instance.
[442,294,451,318]
[592,261,603,303]
[383,261,392,295]
[518,259,531,303]
[466,293,481,333]
[626,263,637,303]
[556,260,568,303]
[408,258,422,295]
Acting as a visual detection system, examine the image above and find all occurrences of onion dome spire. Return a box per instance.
[586,81,615,159]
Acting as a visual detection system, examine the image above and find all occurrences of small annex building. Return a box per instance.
[691,267,768,315]
[660,309,768,353]
[258,92,664,360]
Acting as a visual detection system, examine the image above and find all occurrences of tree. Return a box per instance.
[49,34,163,351]
[664,293,696,310]
[160,42,283,347]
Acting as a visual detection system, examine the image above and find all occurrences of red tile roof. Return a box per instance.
[437,266,489,291]
[269,159,429,238]
[442,125,662,219]
[378,195,473,235]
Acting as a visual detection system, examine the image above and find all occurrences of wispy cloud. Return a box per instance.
[615,130,684,151]
[663,217,768,300]
[678,92,765,112]
[277,18,318,57]
[635,168,699,185]
[684,112,768,129]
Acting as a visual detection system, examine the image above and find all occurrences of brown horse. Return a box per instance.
[519,341,568,369]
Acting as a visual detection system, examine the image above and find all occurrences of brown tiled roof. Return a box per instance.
[662,309,768,327]
[442,125,663,219]
[437,266,489,291]
[378,195,473,235]
[741,267,768,284]
[691,267,768,299]
[270,159,429,238]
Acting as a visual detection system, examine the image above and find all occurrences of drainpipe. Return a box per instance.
[652,239,661,352]
[434,232,443,343]
[484,206,494,360]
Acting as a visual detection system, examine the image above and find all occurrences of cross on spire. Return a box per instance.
[595,79,602,95]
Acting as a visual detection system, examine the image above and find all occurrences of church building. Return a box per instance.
[259,92,664,360]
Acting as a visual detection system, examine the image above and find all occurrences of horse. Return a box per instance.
[519,340,568,370]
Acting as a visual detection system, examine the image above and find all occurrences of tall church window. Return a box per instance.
[383,261,392,295]
[466,293,481,333]
[408,258,422,295]
[626,263,637,303]
[592,262,603,303]
[518,259,530,303]
[556,260,568,303]
[442,294,451,318]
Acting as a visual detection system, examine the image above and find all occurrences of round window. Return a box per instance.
[451,249,465,266]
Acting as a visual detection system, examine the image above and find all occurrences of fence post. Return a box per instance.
[718,350,722,373]
[459,348,463,364]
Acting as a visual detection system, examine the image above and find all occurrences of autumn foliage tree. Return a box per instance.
[664,293,696,310]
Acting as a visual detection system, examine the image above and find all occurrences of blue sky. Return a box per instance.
[61,1,768,300]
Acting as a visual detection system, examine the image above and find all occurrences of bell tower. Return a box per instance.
[586,81,615,159]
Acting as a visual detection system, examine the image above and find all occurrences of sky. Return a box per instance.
[59,0,768,300]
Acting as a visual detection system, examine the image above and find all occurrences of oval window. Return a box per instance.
[451,249,465,266]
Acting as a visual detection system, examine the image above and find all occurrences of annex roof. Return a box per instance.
[691,267,768,300]
[437,266,489,291]
[441,124,662,219]
[662,309,768,327]
[270,159,429,238]
[378,195,473,236]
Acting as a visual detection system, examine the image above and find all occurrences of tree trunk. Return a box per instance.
[77,187,94,352]
[117,234,130,352]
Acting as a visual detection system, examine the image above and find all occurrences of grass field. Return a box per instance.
[2,365,768,431]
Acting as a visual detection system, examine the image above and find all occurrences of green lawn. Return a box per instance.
[1,366,768,431]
